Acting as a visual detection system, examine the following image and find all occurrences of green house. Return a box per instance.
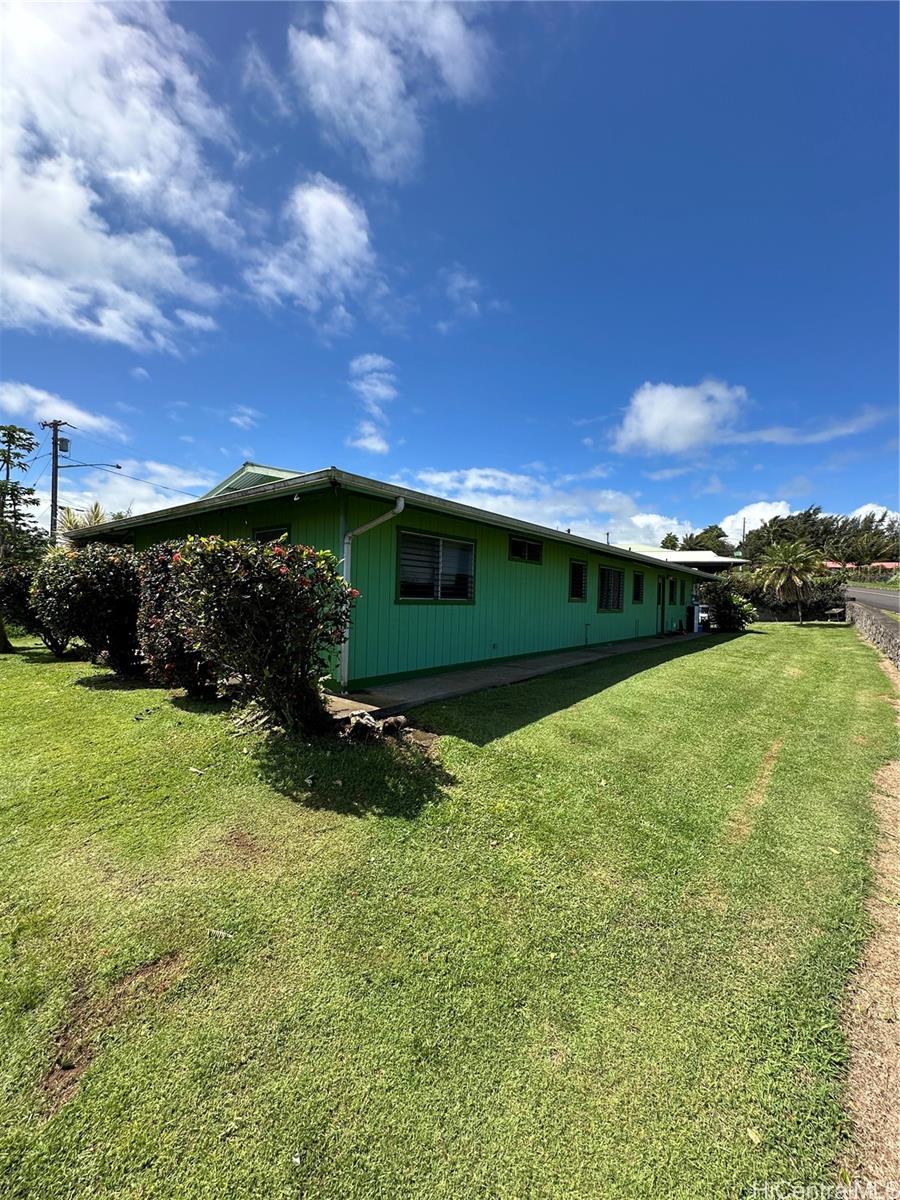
[69,463,712,691]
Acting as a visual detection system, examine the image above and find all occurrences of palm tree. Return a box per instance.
[59,502,108,535]
[755,541,822,624]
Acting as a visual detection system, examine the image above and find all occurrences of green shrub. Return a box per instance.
[137,542,218,698]
[0,562,70,655]
[698,579,756,631]
[173,536,357,732]
[31,545,143,677]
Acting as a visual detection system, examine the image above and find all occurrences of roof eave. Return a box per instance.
[67,465,718,579]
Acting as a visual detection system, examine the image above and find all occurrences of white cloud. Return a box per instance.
[176,309,219,332]
[138,461,216,491]
[242,36,292,119]
[245,175,377,334]
[228,405,263,430]
[1,3,229,351]
[347,420,389,454]
[553,465,612,485]
[0,380,126,440]
[612,379,888,456]
[851,502,900,522]
[728,406,887,446]
[349,355,398,418]
[38,457,216,527]
[346,353,398,451]
[130,367,150,382]
[718,501,791,545]
[350,353,393,376]
[613,379,747,455]
[289,3,491,182]
[444,266,481,317]
[435,265,482,333]
[405,465,693,547]
[644,465,694,482]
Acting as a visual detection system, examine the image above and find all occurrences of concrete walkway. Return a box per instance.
[331,631,710,718]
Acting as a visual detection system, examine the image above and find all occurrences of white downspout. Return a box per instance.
[339,496,405,691]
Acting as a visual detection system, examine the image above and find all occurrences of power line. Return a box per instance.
[57,428,204,498]
[66,460,201,498]
[65,428,131,457]
[30,458,51,490]
[22,429,49,483]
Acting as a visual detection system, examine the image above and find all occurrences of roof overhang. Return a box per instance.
[68,466,720,580]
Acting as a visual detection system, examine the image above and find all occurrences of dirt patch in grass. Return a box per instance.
[405,727,440,754]
[841,746,900,1184]
[41,951,185,1114]
[197,828,267,868]
[725,739,784,845]
[784,665,803,679]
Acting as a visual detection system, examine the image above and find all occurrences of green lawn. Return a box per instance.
[1,625,895,1199]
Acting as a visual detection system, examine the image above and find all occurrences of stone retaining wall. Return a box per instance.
[847,600,900,666]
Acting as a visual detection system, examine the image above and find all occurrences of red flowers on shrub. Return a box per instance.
[137,541,218,698]
[172,535,357,732]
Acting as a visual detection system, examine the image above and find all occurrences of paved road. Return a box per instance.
[844,584,900,612]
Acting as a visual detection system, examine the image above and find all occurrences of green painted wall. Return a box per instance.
[110,487,698,689]
[128,492,341,557]
[343,494,695,687]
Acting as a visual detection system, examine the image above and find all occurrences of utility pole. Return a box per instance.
[39,420,72,544]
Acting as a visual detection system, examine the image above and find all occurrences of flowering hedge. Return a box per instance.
[30,544,143,676]
[172,535,357,732]
[137,542,218,698]
[0,562,69,655]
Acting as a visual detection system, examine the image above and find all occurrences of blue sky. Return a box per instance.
[1,1,897,546]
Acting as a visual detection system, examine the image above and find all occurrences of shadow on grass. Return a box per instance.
[416,632,748,746]
[73,673,153,691]
[15,646,91,665]
[253,730,454,820]
[170,694,234,718]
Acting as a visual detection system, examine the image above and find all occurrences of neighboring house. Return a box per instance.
[617,546,747,574]
[68,464,714,690]
[823,560,899,572]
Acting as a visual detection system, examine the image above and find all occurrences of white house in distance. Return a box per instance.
[614,545,746,574]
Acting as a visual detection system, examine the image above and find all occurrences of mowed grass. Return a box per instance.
[0,625,895,1199]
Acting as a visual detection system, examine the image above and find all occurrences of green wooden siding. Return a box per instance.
[343,494,695,687]
[110,486,698,689]
[128,492,341,557]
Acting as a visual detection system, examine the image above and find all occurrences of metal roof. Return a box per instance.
[67,465,719,579]
[627,549,746,566]
[202,462,304,499]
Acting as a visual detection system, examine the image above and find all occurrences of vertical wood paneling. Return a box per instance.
[345,497,700,685]
[126,487,698,687]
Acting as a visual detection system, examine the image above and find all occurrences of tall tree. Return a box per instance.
[660,532,679,550]
[755,541,822,624]
[0,424,46,652]
[682,524,735,555]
